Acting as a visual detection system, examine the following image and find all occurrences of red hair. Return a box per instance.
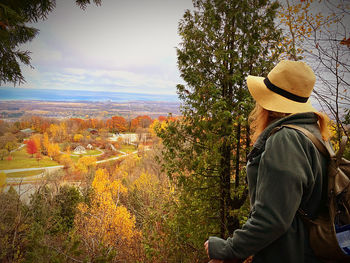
[248,104,331,144]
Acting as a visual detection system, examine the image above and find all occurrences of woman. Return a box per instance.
[204,60,330,263]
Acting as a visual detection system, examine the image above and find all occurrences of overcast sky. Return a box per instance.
[17,0,193,95]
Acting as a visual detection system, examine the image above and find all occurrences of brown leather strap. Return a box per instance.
[337,136,349,161]
[280,124,330,157]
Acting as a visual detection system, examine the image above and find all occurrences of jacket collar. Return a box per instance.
[247,112,318,161]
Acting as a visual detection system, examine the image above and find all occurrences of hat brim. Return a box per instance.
[247,75,317,114]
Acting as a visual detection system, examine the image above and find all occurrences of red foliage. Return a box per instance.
[7,155,12,161]
[26,139,38,156]
[158,116,167,122]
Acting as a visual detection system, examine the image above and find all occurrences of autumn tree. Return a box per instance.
[157,0,282,252]
[30,133,42,153]
[4,141,17,154]
[106,116,127,133]
[155,116,165,122]
[74,156,96,175]
[130,115,153,132]
[59,154,73,170]
[47,142,60,160]
[48,124,59,142]
[26,139,37,157]
[75,168,141,261]
[0,132,17,150]
[73,133,83,142]
[42,132,49,155]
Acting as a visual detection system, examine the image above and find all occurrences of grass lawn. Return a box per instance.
[7,169,44,178]
[0,148,59,170]
[120,144,137,153]
[85,149,102,155]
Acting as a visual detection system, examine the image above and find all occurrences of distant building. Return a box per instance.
[20,128,35,135]
[109,144,117,151]
[73,145,86,154]
[87,128,98,135]
[108,133,148,144]
[86,144,93,150]
[109,133,137,144]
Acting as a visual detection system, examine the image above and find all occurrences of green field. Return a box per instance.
[85,149,102,155]
[0,148,59,170]
[69,149,102,156]
[120,144,137,153]
[7,169,44,178]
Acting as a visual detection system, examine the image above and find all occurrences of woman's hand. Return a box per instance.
[204,240,209,257]
[204,240,243,263]
[204,240,224,263]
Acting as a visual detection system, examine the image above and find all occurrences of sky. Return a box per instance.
[16,0,194,95]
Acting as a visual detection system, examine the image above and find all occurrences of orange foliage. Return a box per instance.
[130,115,153,131]
[158,116,167,122]
[30,134,41,153]
[106,116,127,133]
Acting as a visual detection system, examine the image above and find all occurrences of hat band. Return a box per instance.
[264,78,309,103]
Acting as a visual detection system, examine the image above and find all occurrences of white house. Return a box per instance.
[73,145,86,154]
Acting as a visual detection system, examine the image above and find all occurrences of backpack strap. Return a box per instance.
[276,124,330,157]
[336,136,349,162]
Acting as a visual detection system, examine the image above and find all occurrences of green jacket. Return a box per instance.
[209,112,328,263]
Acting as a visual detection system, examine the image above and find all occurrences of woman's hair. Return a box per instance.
[248,103,331,144]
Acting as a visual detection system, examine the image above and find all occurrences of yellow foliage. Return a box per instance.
[75,168,140,259]
[47,143,60,159]
[49,124,59,139]
[75,156,97,174]
[43,132,50,152]
[277,0,331,59]
[150,119,169,139]
[92,168,127,199]
[149,119,159,137]
[0,172,6,191]
[59,154,73,169]
[73,134,84,142]
[132,172,160,206]
[59,122,67,140]
[114,155,141,179]
[133,172,158,192]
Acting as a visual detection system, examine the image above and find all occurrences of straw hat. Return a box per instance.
[246,60,317,113]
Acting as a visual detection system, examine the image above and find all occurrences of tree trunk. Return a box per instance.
[220,137,234,237]
[235,122,241,189]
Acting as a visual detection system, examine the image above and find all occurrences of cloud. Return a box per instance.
[16,0,192,95]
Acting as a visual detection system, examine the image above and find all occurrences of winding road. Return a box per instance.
[2,150,138,184]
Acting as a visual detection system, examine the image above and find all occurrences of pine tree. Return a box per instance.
[157,0,282,248]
